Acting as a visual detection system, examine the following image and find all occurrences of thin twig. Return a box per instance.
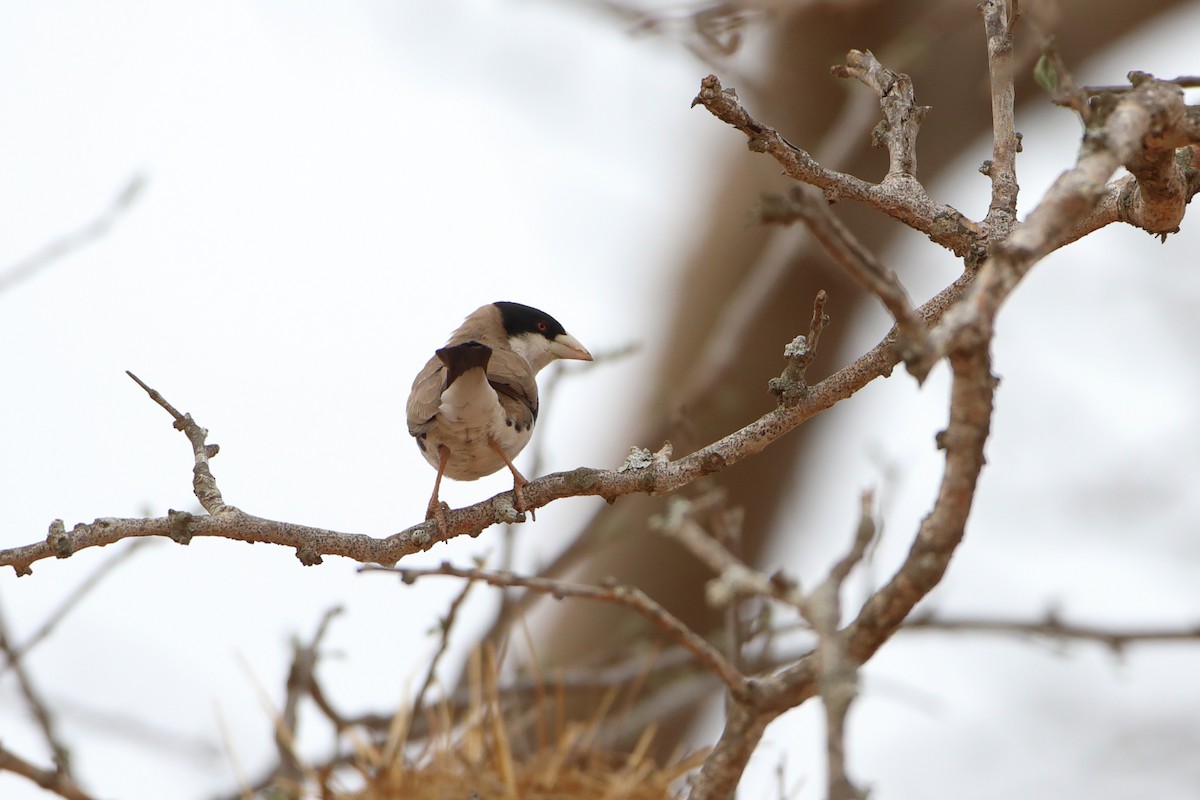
[126,371,231,515]
[676,52,919,415]
[692,73,981,257]
[0,599,72,777]
[764,187,928,363]
[361,562,749,698]
[904,613,1200,655]
[915,73,1200,380]
[831,49,929,181]
[411,578,476,717]
[980,0,1020,238]
[1083,74,1200,93]
[276,607,343,788]
[0,743,98,800]
[799,491,878,800]
[825,491,878,586]
[652,495,803,610]
[2,539,154,675]
[0,174,145,295]
[768,290,830,406]
[495,344,638,610]
[689,335,996,800]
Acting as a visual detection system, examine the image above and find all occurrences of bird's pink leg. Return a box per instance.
[426,444,452,533]
[488,439,534,521]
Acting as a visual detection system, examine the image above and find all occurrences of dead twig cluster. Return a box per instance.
[214,602,707,800]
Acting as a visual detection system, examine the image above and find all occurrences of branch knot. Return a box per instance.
[167,509,196,545]
[46,519,72,558]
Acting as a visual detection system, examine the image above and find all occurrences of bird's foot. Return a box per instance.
[426,499,450,536]
[512,477,535,522]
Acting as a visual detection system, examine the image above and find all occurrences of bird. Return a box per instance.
[407,301,592,531]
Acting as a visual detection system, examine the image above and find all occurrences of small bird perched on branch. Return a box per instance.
[407,301,592,531]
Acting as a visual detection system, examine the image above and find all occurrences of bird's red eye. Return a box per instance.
[537,321,548,332]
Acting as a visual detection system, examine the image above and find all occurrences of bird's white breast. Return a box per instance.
[421,369,533,481]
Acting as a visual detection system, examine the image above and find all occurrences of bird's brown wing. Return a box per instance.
[406,354,446,437]
[486,347,539,429]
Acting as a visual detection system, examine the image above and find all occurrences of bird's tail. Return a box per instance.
[436,341,493,386]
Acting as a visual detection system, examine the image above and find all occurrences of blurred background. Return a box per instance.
[2,1,1200,797]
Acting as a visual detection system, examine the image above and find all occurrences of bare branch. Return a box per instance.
[1,273,972,577]
[799,492,878,800]
[825,491,878,586]
[980,0,1020,238]
[763,188,928,363]
[688,702,772,800]
[692,74,981,257]
[653,495,803,610]
[904,612,1200,655]
[2,539,154,674]
[361,562,750,698]
[0,174,145,295]
[411,578,476,718]
[1084,74,1200,93]
[688,490,889,800]
[126,371,231,515]
[0,600,73,778]
[676,58,917,416]
[0,744,98,800]
[838,343,994,671]
[1119,76,1196,236]
[1035,154,1200,249]
[689,263,996,800]
[768,290,830,406]
[916,73,1200,379]
[831,49,929,181]
[275,607,343,788]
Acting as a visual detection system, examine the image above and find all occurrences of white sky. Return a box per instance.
[2,2,1199,799]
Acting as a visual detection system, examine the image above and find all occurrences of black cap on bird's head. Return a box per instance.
[493,301,569,340]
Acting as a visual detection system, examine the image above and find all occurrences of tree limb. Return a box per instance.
[1,277,971,577]
[691,73,983,258]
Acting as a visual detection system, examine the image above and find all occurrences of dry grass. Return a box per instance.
[262,645,707,800]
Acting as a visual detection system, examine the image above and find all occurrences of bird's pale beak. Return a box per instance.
[550,333,593,362]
